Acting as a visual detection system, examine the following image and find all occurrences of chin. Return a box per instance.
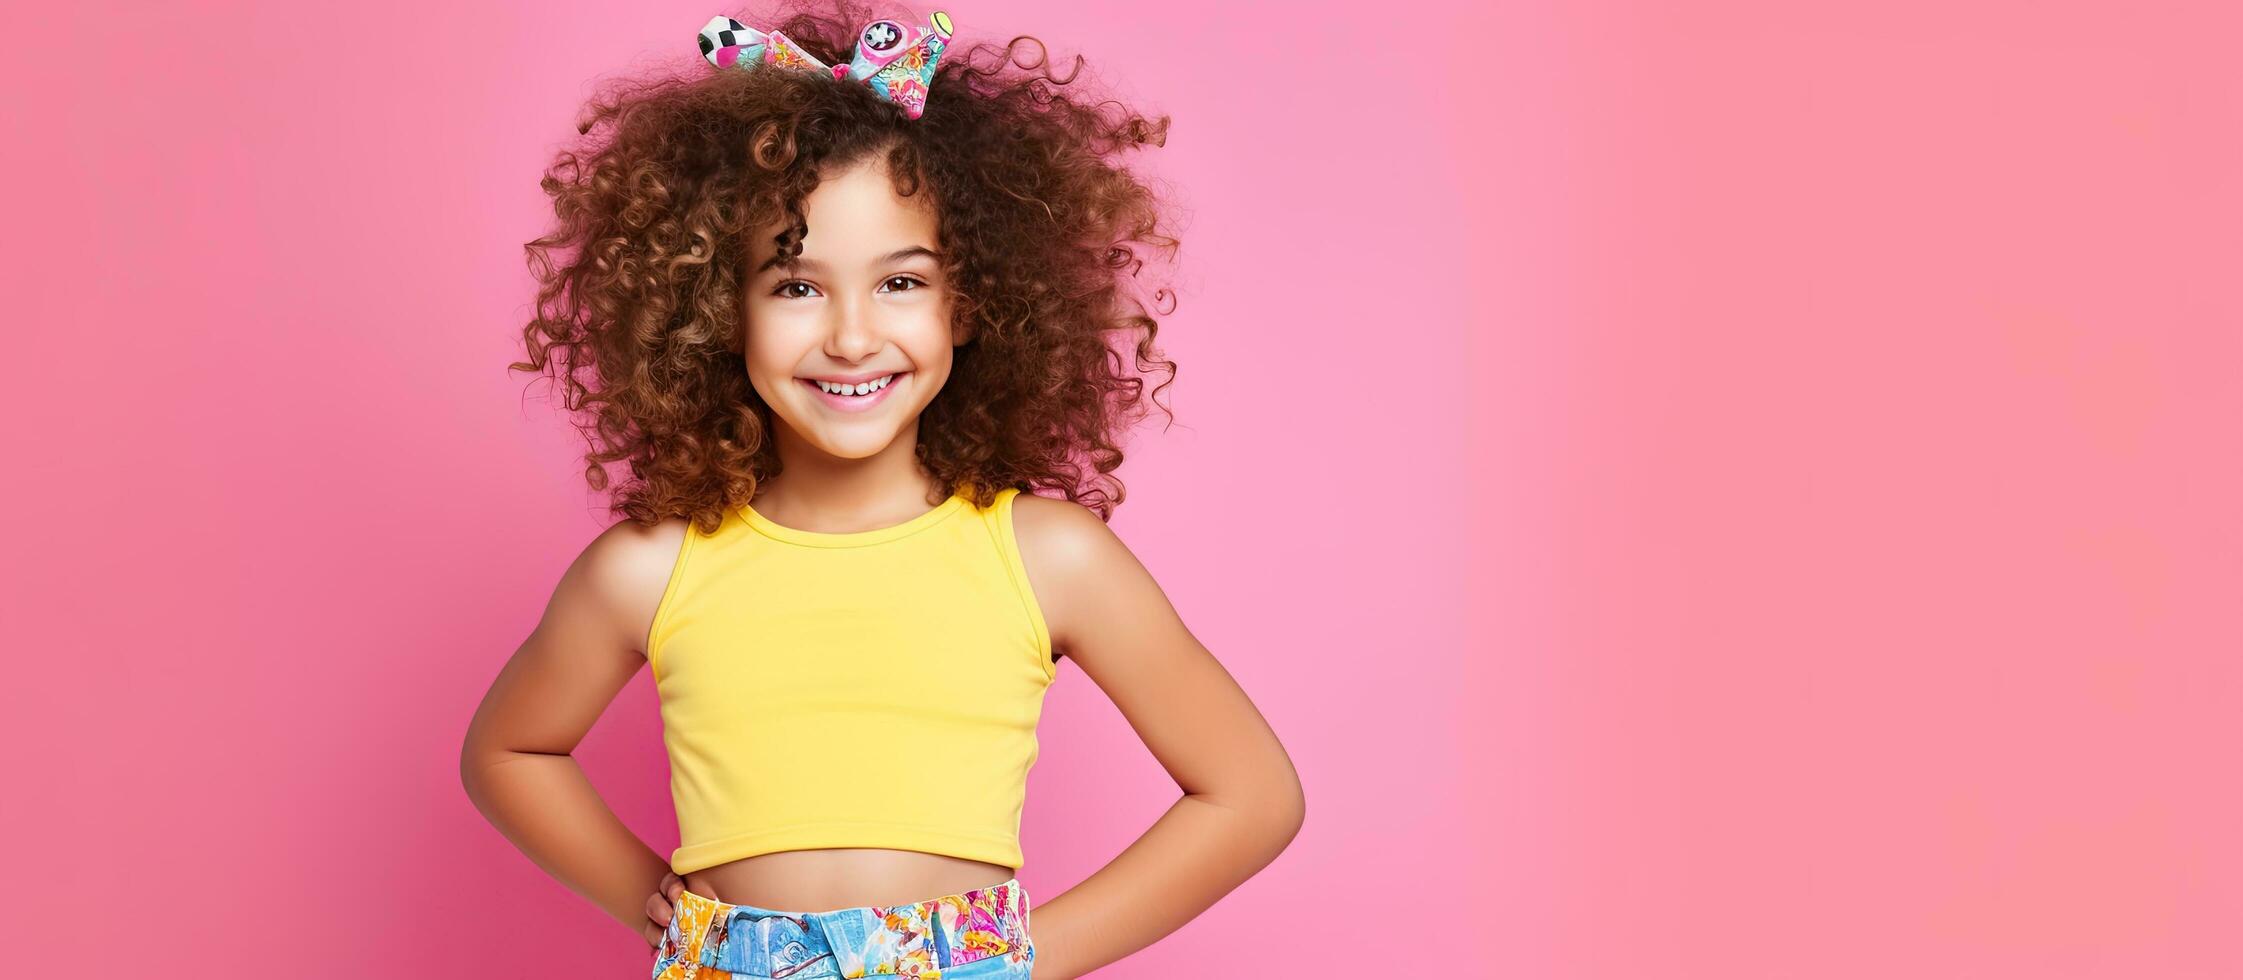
[788,423,906,460]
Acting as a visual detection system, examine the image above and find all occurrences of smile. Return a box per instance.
[798,372,905,413]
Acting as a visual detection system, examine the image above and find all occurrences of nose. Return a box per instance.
[822,292,882,362]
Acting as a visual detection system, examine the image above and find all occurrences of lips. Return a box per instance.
[801,370,897,386]
[799,371,906,413]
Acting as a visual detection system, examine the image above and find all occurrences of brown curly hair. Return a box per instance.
[511,1,1182,532]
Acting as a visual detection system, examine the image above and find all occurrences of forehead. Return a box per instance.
[748,158,937,263]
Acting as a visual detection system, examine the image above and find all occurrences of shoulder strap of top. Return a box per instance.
[989,487,1057,681]
[645,517,702,676]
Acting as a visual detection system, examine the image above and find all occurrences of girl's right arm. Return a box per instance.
[458,517,690,942]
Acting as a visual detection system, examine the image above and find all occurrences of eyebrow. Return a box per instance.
[756,246,943,276]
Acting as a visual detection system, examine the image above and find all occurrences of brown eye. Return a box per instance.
[772,280,818,299]
[883,276,927,292]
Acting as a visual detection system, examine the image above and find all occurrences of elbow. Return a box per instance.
[1241,784,1305,871]
[1226,765,1307,844]
[1236,778,1305,844]
[458,745,483,806]
[458,737,498,808]
[1269,782,1305,842]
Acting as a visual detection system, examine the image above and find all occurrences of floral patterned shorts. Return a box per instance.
[652,876,1037,979]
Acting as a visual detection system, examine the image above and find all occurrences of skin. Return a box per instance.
[460,154,1304,979]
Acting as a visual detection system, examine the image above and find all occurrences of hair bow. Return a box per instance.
[696,11,954,120]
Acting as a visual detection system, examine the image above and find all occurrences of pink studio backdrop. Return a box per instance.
[5,0,2239,976]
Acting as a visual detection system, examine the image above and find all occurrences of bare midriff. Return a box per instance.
[683,848,1018,914]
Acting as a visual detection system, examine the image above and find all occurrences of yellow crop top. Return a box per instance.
[644,486,1058,876]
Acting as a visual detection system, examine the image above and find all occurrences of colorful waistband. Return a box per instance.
[653,876,1035,979]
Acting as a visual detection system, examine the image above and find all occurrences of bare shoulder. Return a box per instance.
[1009,492,1148,658]
[460,515,695,760]
[1010,491,1125,567]
[567,515,695,657]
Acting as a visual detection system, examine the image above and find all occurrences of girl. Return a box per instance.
[459,3,1304,978]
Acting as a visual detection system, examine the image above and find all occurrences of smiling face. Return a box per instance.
[741,154,956,465]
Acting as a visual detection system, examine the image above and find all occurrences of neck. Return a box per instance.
[757,421,949,530]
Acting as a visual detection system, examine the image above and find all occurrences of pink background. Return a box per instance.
[6,0,2240,975]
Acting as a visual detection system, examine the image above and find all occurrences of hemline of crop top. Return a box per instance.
[645,486,1058,875]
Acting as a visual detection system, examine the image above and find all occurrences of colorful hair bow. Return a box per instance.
[697,11,954,120]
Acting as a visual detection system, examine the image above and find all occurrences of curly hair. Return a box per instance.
[511,1,1182,532]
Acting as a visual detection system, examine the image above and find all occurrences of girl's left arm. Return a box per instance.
[1011,497,1306,980]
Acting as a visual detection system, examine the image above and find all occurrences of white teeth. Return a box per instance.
[814,373,893,396]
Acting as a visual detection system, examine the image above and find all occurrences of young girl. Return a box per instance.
[460,3,1304,977]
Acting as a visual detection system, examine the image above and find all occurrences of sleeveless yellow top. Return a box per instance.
[645,487,1058,875]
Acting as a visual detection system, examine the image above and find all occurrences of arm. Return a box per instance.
[1010,496,1306,980]
[459,517,689,942]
